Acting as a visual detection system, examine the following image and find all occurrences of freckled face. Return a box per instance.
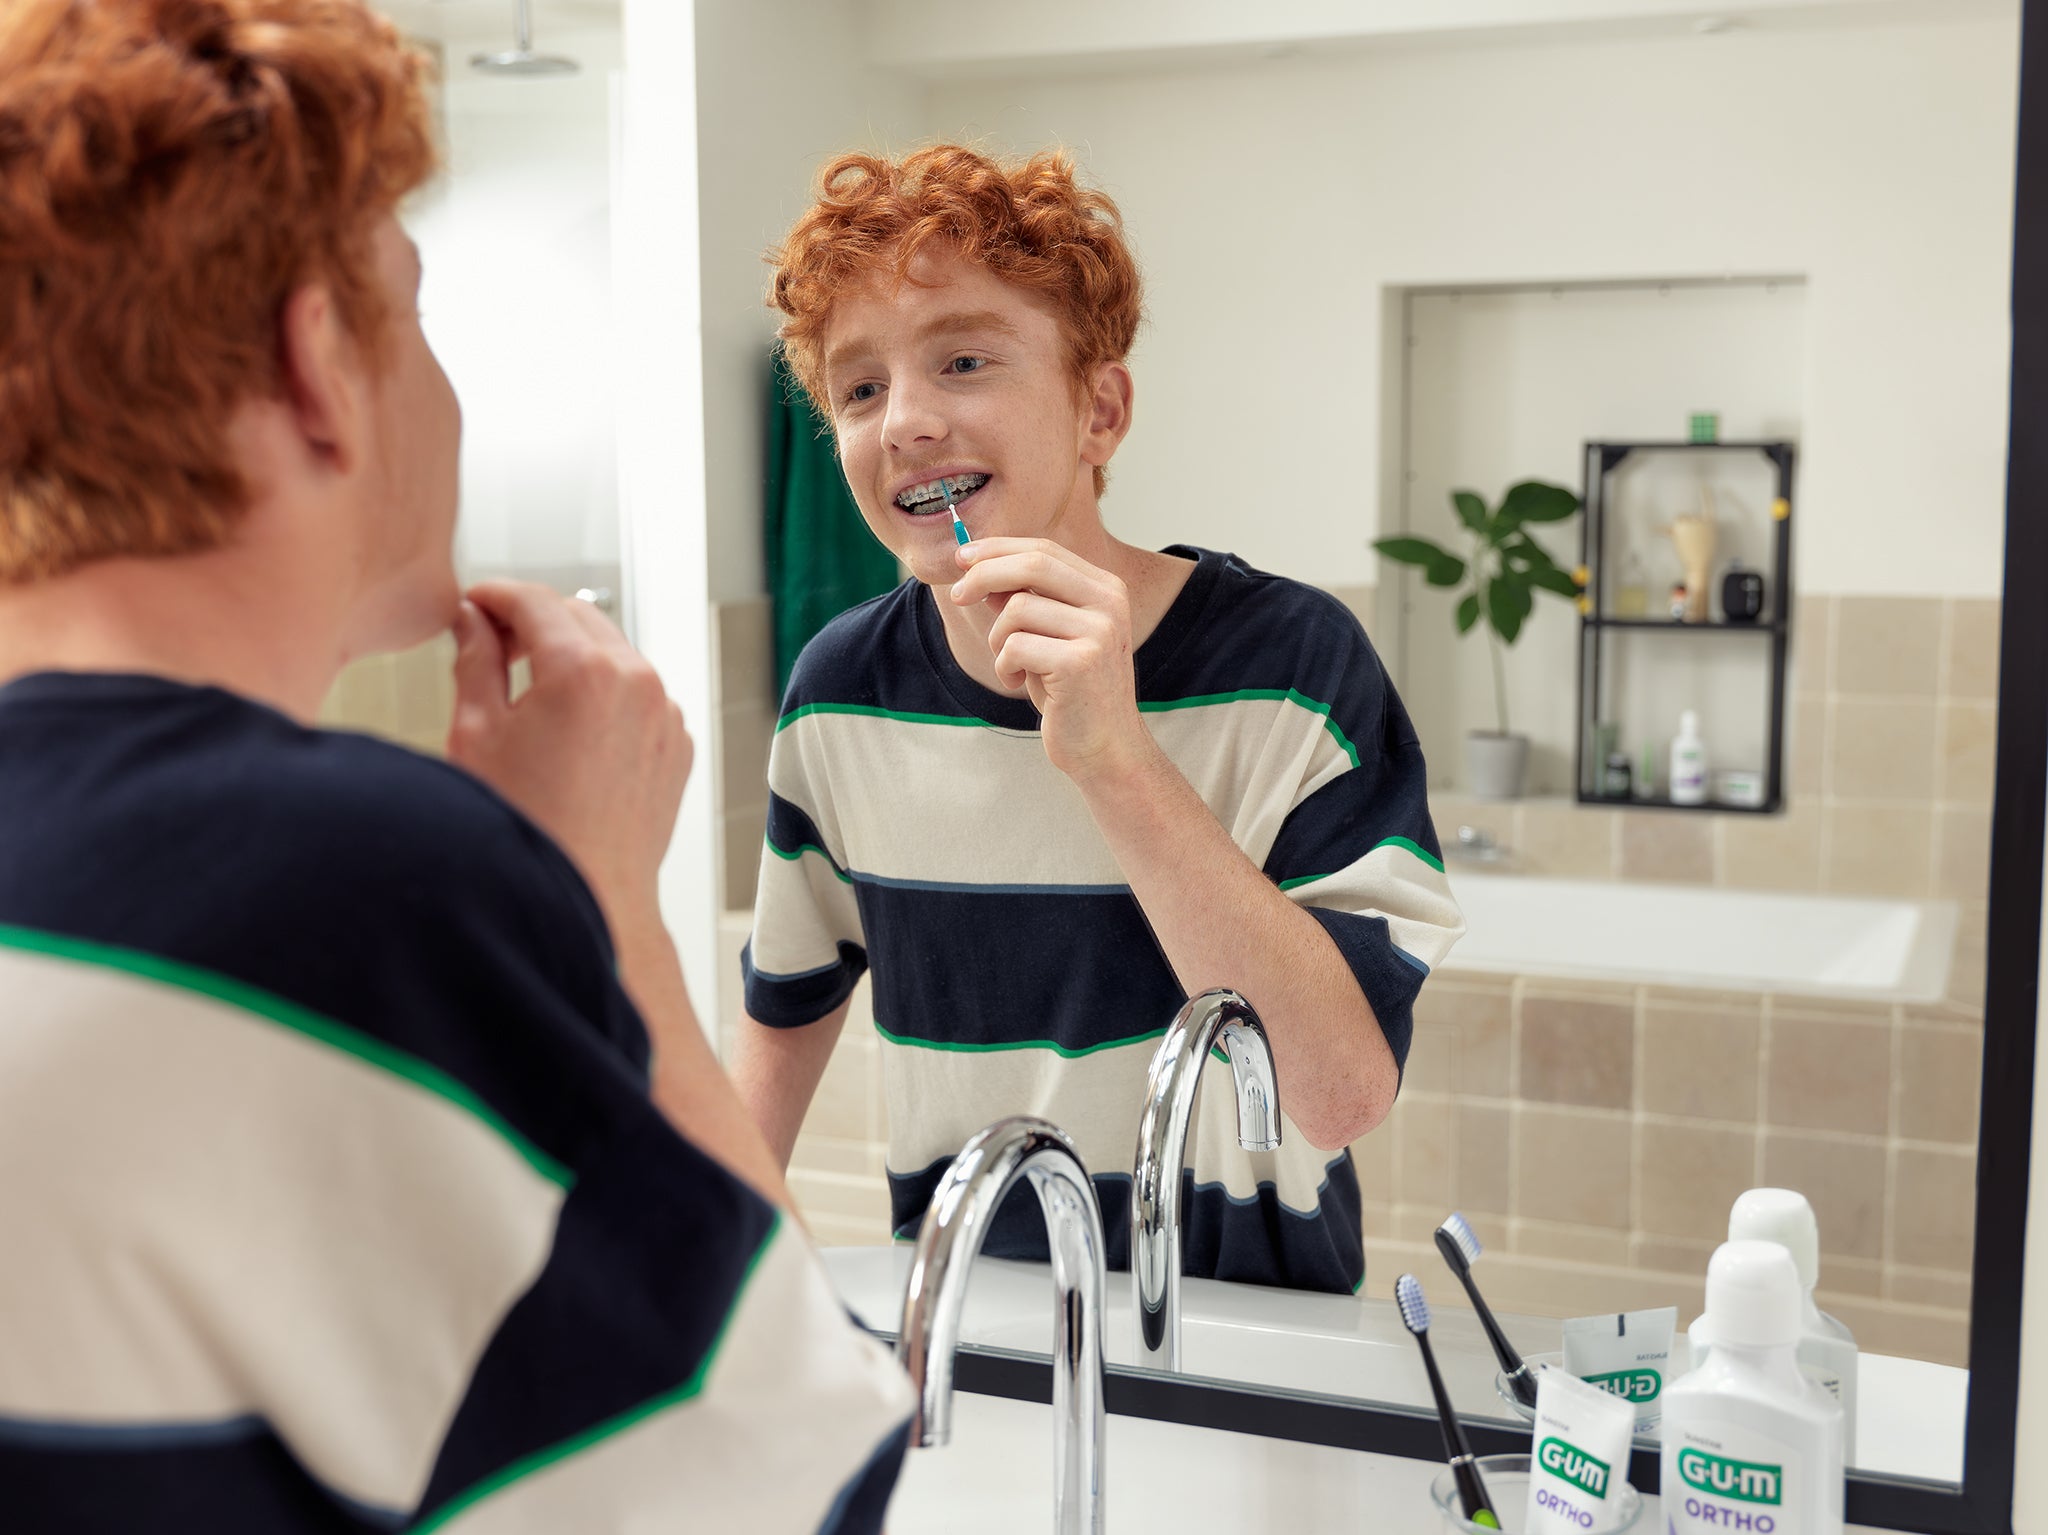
[820,251,1100,589]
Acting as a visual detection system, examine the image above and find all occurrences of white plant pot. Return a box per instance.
[1465,731,1530,801]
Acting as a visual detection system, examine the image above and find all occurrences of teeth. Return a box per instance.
[896,472,988,510]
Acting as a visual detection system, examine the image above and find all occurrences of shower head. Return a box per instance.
[471,0,578,76]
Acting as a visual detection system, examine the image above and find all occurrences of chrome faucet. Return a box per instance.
[1131,988,1281,1371]
[897,1116,1107,1535]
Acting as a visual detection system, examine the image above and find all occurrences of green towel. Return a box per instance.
[764,346,900,699]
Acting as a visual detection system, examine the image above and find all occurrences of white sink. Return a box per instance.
[820,1245,1968,1485]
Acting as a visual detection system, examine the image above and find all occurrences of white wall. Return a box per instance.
[411,28,625,577]
[921,12,2017,598]
[694,1,920,603]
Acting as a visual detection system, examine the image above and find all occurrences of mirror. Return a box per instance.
[691,1,2026,1511]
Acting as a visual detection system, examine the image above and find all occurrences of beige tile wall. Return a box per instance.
[1363,974,1979,1365]
[318,634,458,752]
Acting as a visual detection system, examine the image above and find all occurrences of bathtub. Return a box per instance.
[1440,870,1958,1004]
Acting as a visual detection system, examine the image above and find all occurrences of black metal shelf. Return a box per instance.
[1587,617,1784,633]
[1584,792,1782,815]
[1575,439,1795,810]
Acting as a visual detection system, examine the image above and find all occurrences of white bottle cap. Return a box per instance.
[1680,709,1700,736]
[1705,1240,1802,1349]
[1728,1188,1821,1291]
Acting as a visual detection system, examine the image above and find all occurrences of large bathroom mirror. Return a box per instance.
[334,2,2037,1531]
[690,3,2038,1529]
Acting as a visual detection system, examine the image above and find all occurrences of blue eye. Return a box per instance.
[846,381,880,404]
[948,355,986,375]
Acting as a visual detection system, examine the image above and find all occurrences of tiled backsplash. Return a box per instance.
[318,634,457,753]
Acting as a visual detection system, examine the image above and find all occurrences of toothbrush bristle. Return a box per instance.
[1439,1211,1483,1263]
[1395,1273,1431,1335]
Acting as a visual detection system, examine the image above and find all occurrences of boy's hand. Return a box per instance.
[948,537,1159,785]
[446,580,691,927]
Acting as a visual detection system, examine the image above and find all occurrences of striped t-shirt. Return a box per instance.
[744,546,1463,1293]
[0,671,913,1534]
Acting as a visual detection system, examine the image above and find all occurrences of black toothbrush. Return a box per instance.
[1396,1272,1501,1530]
[1437,1211,1538,1410]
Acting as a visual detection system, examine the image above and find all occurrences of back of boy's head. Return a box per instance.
[0,0,437,585]
[770,145,1143,495]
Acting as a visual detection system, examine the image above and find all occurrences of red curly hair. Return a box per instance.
[770,145,1143,496]
[0,0,437,584]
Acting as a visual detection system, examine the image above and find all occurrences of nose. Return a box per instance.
[882,372,948,455]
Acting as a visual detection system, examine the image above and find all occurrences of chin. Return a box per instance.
[350,563,461,658]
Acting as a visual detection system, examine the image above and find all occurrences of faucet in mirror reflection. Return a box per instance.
[898,1116,1107,1535]
[1132,989,1281,1371]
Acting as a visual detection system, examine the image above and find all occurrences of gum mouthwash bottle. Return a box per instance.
[1662,1241,1844,1535]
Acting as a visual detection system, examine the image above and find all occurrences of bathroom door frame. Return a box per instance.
[942,6,2047,1529]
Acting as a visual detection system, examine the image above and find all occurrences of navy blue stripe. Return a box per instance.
[815,1420,912,1535]
[886,1153,1366,1295]
[415,1107,778,1523]
[743,937,868,1028]
[858,884,1179,1052]
[1263,741,1443,887]
[764,793,847,874]
[0,1413,271,1452]
[1308,908,1423,1075]
[849,871,1131,897]
[0,1422,404,1533]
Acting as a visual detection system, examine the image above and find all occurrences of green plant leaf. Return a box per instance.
[1488,573,1533,644]
[1497,480,1581,529]
[1373,536,1453,570]
[1424,553,1468,588]
[1452,491,1489,534]
[1456,592,1481,633]
[1523,563,1583,599]
[1501,535,1562,572]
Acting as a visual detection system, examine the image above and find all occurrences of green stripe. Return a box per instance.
[1375,835,1446,874]
[411,1214,785,1533]
[764,836,854,884]
[876,1020,1167,1060]
[0,923,571,1190]
[1277,836,1447,892]
[777,701,991,733]
[1139,688,1361,770]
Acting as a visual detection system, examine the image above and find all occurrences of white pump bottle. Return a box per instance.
[1689,1188,1859,1463]
[1663,1241,1845,1535]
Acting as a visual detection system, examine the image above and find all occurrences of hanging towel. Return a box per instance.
[764,346,900,699]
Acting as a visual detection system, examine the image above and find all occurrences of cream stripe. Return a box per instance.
[879,1032,1347,1212]
[1285,843,1467,970]
[749,839,866,980]
[768,696,1350,889]
[0,949,564,1514]
[435,1221,913,1534]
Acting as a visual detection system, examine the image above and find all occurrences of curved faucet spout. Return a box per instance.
[897,1116,1107,1535]
[1131,988,1282,1371]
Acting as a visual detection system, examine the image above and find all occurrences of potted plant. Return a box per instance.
[1374,480,1584,800]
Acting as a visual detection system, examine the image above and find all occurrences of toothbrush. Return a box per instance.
[942,477,970,547]
[1436,1212,1538,1409]
[1397,1273,1501,1530]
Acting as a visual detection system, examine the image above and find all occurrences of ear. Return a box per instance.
[277,281,362,476]
[1078,360,1134,471]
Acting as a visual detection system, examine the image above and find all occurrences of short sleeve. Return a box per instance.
[743,692,870,1029]
[1257,613,1465,1075]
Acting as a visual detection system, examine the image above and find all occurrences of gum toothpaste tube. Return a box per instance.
[1527,1368,1635,1534]
[1563,1307,1678,1432]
